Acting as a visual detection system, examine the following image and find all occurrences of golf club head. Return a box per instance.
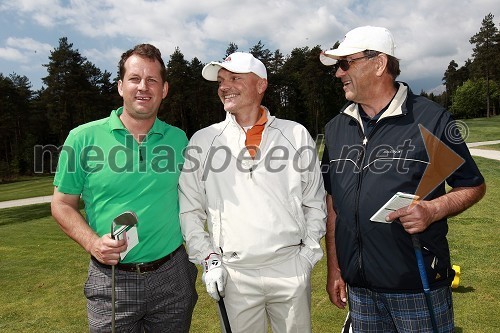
[114,211,139,226]
[111,211,138,239]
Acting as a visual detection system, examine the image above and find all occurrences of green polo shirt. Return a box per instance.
[54,107,188,263]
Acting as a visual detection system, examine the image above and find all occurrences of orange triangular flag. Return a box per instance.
[413,124,465,204]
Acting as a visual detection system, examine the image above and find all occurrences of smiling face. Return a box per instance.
[335,52,376,103]
[118,54,168,120]
[217,68,267,116]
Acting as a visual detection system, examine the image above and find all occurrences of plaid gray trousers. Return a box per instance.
[84,245,198,333]
[348,285,454,332]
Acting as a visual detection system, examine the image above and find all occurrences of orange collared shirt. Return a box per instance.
[245,108,267,158]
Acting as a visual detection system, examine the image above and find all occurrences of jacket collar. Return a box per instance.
[220,106,275,162]
[342,82,409,123]
[224,106,275,131]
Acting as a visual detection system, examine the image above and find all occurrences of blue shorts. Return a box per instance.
[348,286,454,332]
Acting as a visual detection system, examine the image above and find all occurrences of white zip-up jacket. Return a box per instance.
[179,108,326,269]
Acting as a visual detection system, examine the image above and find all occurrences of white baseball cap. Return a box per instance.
[320,26,396,65]
[202,52,267,81]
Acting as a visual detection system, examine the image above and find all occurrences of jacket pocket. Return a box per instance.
[421,244,452,284]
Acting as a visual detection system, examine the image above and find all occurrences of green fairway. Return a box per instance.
[0,156,498,332]
[447,157,500,333]
[461,115,500,143]
[0,176,54,202]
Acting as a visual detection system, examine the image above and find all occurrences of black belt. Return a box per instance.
[91,246,182,274]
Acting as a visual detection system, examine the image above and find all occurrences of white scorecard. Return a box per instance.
[370,192,418,223]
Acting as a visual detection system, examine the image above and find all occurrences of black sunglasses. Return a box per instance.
[334,55,372,71]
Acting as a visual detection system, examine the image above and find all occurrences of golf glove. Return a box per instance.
[202,253,228,301]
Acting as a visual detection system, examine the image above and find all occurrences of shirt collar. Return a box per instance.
[343,82,408,121]
[226,106,270,128]
[254,106,268,127]
[108,107,164,136]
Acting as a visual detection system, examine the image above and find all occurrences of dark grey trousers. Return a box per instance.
[84,246,198,333]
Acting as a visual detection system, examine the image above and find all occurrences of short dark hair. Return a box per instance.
[364,50,401,79]
[118,44,168,82]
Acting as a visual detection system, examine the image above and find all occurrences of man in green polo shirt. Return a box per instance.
[51,43,197,332]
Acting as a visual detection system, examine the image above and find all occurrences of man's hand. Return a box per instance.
[326,266,347,309]
[89,234,127,265]
[202,253,228,301]
[386,201,437,234]
[325,194,347,309]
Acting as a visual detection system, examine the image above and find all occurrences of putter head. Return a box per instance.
[111,211,138,239]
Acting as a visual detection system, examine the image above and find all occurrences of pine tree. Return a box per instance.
[41,37,109,143]
[224,42,239,59]
[469,13,500,117]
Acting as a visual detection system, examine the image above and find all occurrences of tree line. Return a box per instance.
[0,13,498,180]
[427,13,500,118]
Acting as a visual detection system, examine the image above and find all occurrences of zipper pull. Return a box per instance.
[249,167,253,179]
[139,148,144,162]
[362,137,368,146]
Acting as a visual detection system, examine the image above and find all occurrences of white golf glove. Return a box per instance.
[202,253,228,301]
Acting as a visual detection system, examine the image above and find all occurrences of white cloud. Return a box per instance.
[0,0,497,91]
[82,47,123,74]
[0,38,52,70]
[6,37,52,53]
[0,47,28,62]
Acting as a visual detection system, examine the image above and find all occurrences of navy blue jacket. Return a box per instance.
[322,82,484,292]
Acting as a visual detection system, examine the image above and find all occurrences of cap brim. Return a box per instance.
[324,47,366,59]
[319,53,337,66]
[201,62,259,81]
[202,62,223,81]
[202,59,267,80]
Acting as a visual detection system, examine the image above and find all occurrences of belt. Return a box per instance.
[91,246,182,274]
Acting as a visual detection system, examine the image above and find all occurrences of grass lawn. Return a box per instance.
[447,157,500,333]
[461,115,500,143]
[0,156,498,332]
[0,176,54,202]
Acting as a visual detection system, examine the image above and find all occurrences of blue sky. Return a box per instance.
[0,0,497,94]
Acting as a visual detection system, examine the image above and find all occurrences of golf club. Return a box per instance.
[111,211,138,333]
[341,311,353,333]
[217,289,232,333]
[411,234,438,333]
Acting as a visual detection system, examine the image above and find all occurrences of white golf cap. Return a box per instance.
[320,26,396,65]
[202,52,267,81]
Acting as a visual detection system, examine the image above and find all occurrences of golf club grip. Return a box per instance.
[412,234,439,333]
[411,234,430,291]
[218,297,232,333]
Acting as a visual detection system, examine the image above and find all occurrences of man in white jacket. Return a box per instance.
[179,52,326,333]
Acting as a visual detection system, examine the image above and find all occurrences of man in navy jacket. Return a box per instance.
[320,26,485,332]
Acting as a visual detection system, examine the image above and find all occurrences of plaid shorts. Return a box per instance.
[348,286,454,332]
[84,245,198,333]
